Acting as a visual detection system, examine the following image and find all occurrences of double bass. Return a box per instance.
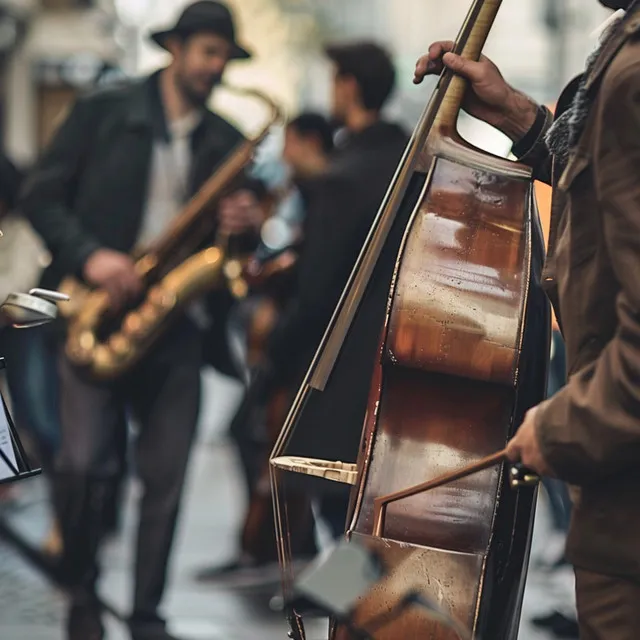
[271,0,550,638]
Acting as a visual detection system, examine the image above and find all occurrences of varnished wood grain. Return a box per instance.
[335,165,541,640]
[435,0,504,134]
[387,157,530,385]
[355,367,513,552]
[334,533,482,640]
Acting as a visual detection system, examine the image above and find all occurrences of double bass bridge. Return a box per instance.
[270,456,358,486]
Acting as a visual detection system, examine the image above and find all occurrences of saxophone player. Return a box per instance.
[20,3,263,640]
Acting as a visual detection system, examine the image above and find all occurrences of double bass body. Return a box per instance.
[272,1,550,638]
[336,153,549,639]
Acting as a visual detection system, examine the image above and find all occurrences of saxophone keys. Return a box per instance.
[67,331,96,365]
[122,313,141,336]
[123,313,143,337]
[148,288,162,305]
[108,334,131,358]
[94,344,113,370]
[224,259,243,280]
[136,255,158,276]
[139,303,160,323]
[148,287,176,310]
[78,330,96,352]
[204,247,223,263]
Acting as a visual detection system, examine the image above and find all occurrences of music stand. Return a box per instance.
[0,287,128,623]
[0,287,68,486]
[0,287,72,484]
[0,358,41,486]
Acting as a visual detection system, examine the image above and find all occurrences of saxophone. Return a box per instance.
[60,87,282,381]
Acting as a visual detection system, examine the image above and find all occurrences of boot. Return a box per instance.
[52,474,119,640]
[129,625,185,640]
[67,597,105,640]
[129,613,185,640]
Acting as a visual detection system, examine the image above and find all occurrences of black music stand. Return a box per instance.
[0,289,128,623]
[0,358,41,485]
[0,287,67,486]
[0,290,57,585]
[0,357,60,588]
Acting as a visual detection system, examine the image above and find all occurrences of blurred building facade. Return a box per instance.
[0,0,614,164]
[300,0,609,152]
[134,0,611,148]
[1,0,122,165]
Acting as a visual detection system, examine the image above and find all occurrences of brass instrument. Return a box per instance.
[61,87,282,380]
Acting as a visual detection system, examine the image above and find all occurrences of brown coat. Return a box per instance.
[519,10,640,582]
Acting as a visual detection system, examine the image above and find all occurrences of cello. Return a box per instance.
[270,0,550,638]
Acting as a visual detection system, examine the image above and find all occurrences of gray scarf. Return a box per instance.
[545,13,625,163]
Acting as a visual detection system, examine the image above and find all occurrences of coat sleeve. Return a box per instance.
[536,62,640,485]
[512,105,555,185]
[267,175,366,381]
[19,96,102,278]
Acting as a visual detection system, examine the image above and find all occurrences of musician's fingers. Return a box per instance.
[441,52,485,84]
[505,436,523,463]
[104,280,127,311]
[429,40,456,63]
[413,55,431,84]
[123,271,143,299]
[414,41,455,84]
[104,266,142,310]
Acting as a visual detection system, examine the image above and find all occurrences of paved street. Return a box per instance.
[0,372,575,640]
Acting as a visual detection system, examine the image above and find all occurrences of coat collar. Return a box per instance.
[584,5,640,94]
[124,71,225,149]
[125,70,170,142]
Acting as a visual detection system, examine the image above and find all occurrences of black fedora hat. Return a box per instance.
[150,1,251,60]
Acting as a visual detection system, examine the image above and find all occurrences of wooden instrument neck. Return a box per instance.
[432,0,503,135]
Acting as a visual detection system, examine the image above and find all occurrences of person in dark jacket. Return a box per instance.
[19,3,264,640]
[416,1,640,638]
[265,42,409,538]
